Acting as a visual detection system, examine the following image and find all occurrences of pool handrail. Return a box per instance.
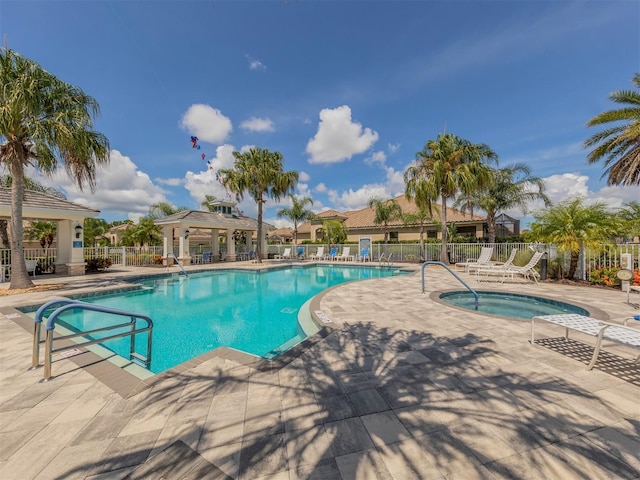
[166,252,188,276]
[32,300,154,380]
[421,261,479,309]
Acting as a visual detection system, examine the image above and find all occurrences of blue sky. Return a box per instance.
[2,1,639,228]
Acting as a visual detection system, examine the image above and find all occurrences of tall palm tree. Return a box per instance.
[200,194,219,212]
[83,218,111,247]
[617,201,640,240]
[0,48,110,289]
[322,219,347,248]
[405,133,497,264]
[25,221,56,252]
[530,197,622,279]
[585,73,640,186]
[367,197,403,243]
[277,195,315,252]
[218,147,298,263]
[454,163,550,243]
[403,205,438,262]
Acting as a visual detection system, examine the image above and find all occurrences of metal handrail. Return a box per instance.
[421,261,479,309]
[32,299,153,380]
[166,253,188,276]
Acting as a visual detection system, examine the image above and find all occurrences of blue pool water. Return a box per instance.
[439,291,589,319]
[49,265,403,373]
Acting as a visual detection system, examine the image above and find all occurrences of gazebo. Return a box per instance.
[154,200,262,264]
[0,186,99,276]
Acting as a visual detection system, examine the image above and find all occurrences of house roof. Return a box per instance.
[300,194,486,231]
[0,187,100,220]
[153,210,260,231]
[268,227,293,238]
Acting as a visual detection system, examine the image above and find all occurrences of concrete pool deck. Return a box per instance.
[1,261,639,479]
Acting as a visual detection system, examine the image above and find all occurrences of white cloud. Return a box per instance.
[328,184,390,211]
[306,105,379,164]
[364,150,386,166]
[31,150,169,218]
[298,171,310,182]
[388,143,400,154]
[245,55,266,71]
[315,183,327,193]
[156,178,184,187]
[240,117,275,132]
[179,104,233,144]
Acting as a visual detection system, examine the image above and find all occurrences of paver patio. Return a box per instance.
[1,262,639,479]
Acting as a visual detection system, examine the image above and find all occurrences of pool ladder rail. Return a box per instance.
[166,253,188,276]
[31,298,154,381]
[421,261,479,309]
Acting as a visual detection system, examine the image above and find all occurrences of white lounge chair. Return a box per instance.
[310,246,324,261]
[274,247,291,260]
[336,246,353,261]
[476,251,545,284]
[456,247,494,273]
[25,259,37,278]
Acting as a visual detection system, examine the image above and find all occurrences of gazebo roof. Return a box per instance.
[0,187,99,220]
[154,210,259,231]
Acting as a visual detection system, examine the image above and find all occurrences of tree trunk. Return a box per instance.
[487,213,496,244]
[9,162,34,289]
[440,196,449,265]
[568,252,579,279]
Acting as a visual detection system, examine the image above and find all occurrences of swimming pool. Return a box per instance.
[45,265,404,373]
[439,291,590,319]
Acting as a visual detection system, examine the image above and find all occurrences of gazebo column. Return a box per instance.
[179,227,191,265]
[225,229,236,261]
[162,226,173,264]
[55,219,86,276]
[211,229,219,261]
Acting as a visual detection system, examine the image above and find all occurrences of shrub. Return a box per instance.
[85,258,112,273]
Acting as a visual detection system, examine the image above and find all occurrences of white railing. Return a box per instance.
[1,242,639,280]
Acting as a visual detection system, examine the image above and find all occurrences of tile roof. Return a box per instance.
[0,186,100,218]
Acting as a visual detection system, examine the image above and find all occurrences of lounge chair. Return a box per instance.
[274,247,291,260]
[336,246,353,262]
[476,251,545,284]
[324,247,338,261]
[455,247,494,273]
[310,246,325,261]
[356,248,370,262]
[297,246,305,259]
[25,259,37,278]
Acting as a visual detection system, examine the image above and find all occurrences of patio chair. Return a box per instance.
[356,248,370,262]
[297,246,305,259]
[324,247,338,261]
[476,251,545,284]
[25,258,38,278]
[455,247,494,273]
[274,247,291,260]
[310,246,325,261]
[336,246,353,261]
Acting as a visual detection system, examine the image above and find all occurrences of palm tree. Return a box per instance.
[83,218,111,247]
[200,194,219,212]
[367,197,403,243]
[218,147,298,263]
[530,197,622,279]
[322,219,347,248]
[454,163,550,243]
[403,205,438,262]
[0,48,110,289]
[148,202,188,219]
[617,201,640,240]
[25,221,56,252]
[405,133,497,264]
[585,73,640,186]
[277,195,315,252]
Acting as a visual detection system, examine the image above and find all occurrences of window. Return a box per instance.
[389,232,398,242]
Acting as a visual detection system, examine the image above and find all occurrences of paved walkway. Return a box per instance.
[1,263,639,479]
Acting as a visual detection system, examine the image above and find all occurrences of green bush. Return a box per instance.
[85,258,112,273]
